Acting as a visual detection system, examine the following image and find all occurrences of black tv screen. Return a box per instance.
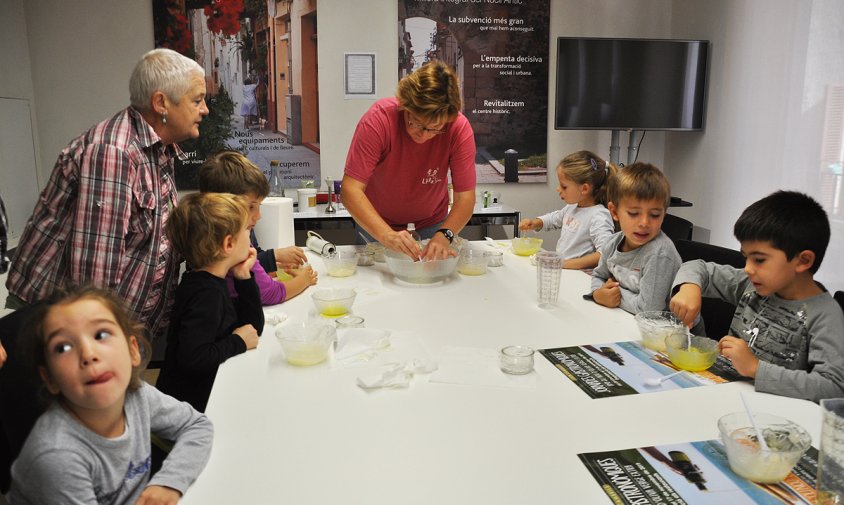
[555,37,709,131]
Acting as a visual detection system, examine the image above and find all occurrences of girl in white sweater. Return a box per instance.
[519,150,617,269]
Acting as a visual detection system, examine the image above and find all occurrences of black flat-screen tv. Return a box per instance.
[555,37,709,131]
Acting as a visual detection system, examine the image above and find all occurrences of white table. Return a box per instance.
[181,243,822,505]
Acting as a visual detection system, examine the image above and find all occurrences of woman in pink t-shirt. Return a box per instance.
[342,60,477,261]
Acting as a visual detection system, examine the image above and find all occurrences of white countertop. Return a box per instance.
[293,203,519,219]
[181,241,822,505]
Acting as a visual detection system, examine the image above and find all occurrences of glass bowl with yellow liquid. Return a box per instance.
[635,311,687,353]
[665,333,719,371]
[511,237,543,256]
[322,249,358,277]
[276,321,336,366]
[311,287,357,318]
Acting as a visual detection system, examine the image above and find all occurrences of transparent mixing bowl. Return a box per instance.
[635,311,687,353]
[718,411,811,483]
[384,240,458,284]
[275,321,336,366]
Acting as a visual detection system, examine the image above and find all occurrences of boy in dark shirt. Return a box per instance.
[156,192,264,412]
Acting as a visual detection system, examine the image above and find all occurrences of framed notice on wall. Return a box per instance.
[345,53,377,99]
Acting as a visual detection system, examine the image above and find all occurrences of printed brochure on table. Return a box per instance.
[579,440,819,504]
[540,341,746,399]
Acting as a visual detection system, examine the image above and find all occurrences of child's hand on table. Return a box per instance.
[234,324,259,350]
[287,264,318,286]
[719,336,759,378]
[134,484,181,504]
[669,283,702,328]
[592,278,621,308]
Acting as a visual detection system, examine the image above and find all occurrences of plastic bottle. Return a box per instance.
[406,223,422,260]
[406,223,422,242]
[268,160,283,197]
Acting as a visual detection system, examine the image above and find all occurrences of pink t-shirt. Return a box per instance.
[344,97,476,229]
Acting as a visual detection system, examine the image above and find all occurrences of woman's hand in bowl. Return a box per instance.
[421,235,456,261]
[382,230,423,261]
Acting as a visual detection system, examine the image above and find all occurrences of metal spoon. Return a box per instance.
[644,370,683,387]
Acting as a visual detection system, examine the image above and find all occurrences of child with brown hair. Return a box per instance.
[9,286,212,504]
[670,191,844,401]
[199,151,317,305]
[589,162,681,313]
[519,150,617,269]
[156,192,264,412]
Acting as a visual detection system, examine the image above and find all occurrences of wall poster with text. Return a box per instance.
[399,0,549,184]
[153,0,321,190]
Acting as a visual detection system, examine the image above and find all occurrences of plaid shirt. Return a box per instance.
[6,107,182,338]
[0,195,9,274]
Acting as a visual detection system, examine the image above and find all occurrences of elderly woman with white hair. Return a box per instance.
[5,48,208,342]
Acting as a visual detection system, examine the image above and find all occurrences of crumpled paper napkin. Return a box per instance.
[264,308,289,326]
[356,359,438,390]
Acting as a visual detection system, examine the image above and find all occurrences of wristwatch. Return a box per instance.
[436,228,454,243]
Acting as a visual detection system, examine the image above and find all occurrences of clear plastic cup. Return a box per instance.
[818,399,844,504]
[536,251,564,308]
[457,247,488,276]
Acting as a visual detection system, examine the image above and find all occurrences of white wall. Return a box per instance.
[4,0,843,288]
[23,0,153,188]
[667,0,844,287]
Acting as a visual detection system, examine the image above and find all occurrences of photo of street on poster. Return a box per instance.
[540,341,747,399]
[579,441,819,504]
[399,0,550,184]
[153,0,321,190]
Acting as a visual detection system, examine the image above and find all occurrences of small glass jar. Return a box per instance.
[484,250,504,267]
[499,345,535,375]
[355,246,375,266]
[336,315,365,329]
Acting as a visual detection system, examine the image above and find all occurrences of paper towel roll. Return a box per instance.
[254,197,295,248]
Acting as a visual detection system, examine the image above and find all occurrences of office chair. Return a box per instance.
[661,214,694,241]
[673,239,745,341]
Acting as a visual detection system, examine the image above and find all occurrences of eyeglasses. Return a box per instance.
[406,113,447,135]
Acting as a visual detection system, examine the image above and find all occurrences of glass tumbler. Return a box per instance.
[817,398,844,505]
[500,345,535,375]
[336,315,365,329]
[536,251,564,308]
[484,250,504,267]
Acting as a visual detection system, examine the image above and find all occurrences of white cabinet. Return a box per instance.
[0,97,40,245]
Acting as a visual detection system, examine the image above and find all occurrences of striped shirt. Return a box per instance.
[6,107,183,338]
